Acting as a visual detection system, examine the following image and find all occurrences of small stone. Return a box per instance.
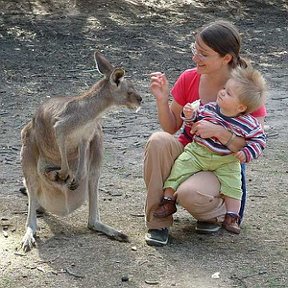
[19,187,27,195]
[211,272,220,279]
[121,275,129,282]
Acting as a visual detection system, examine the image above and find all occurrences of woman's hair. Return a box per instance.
[231,65,267,114]
[196,20,247,68]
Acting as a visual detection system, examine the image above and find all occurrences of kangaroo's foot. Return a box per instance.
[88,221,129,242]
[21,227,36,252]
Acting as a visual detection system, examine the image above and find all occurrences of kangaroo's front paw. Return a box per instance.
[21,228,36,252]
[66,177,79,190]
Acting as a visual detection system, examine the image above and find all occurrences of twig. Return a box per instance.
[267,132,279,138]
[65,268,85,278]
[12,211,28,215]
[130,213,144,217]
[232,270,267,287]
[232,275,248,288]
[271,96,288,100]
[139,260,148,266]
[14,252,27,257]
[0,261,12,275]
[112,134,140,139]
[36,255,60,264]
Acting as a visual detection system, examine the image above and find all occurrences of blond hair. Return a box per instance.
[231,66,267,114]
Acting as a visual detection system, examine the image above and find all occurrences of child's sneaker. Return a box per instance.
[153,196,177,218]
[223,212,241,234]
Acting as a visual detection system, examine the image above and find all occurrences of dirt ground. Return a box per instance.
[0,0,287,287]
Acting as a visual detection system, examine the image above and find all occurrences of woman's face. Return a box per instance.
[192,37,229,74]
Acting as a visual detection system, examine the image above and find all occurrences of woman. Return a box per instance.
[144,20,266,246]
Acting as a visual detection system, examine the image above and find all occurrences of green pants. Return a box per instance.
[164,142,242,200]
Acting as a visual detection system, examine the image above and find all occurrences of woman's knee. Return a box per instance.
[176,172,225,220]
[146,131,173,149]
[177,171,220,200]
[145,131,183,160]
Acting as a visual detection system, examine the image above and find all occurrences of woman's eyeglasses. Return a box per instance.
[190,43,208,61]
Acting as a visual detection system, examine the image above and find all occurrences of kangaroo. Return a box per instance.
[20,51,142,252]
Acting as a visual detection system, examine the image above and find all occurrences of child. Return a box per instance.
[153,66,267,234]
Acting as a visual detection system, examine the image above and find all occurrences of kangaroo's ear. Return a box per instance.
[110,68,125,87]
[94,51,114,76]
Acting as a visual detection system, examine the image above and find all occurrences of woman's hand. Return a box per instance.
[150,72,170,104]
[234,151,246,163]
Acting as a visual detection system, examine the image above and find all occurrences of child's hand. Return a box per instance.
[183,99,200,119]
[234,151,246,163]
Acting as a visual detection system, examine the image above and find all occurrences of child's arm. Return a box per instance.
[238,125,267,163]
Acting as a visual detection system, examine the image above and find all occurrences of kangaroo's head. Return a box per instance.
[94,51,142,110]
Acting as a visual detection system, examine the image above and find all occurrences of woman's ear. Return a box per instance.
[223,54,233,64]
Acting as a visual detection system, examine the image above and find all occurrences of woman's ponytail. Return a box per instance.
[237,56,248,68]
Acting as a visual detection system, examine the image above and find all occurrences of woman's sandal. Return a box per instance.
[153,196,177,218]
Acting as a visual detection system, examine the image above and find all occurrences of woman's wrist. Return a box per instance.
[224,130,236,146]
[217,126,234,145]
[156,95,169,106]
[219,127,245,152]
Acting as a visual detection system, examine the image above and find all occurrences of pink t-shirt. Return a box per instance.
[171,68,267,146]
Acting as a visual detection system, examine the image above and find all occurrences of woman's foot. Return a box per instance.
[145,228,169,246]
[195,219,221,234]
[223,212,241,234]
[153,196,177,218]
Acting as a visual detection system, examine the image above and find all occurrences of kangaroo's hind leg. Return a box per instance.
[87,129,129,242]
[21,176,40,252]
[20,124,41,251]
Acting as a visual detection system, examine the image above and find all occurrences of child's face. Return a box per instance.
[216,79,247,116]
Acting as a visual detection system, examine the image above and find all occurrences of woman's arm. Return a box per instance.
[190,115,266,152]
[190,120,246,152]
[150,72,183,134]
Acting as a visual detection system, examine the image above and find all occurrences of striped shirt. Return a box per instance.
[184,102,266,163]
